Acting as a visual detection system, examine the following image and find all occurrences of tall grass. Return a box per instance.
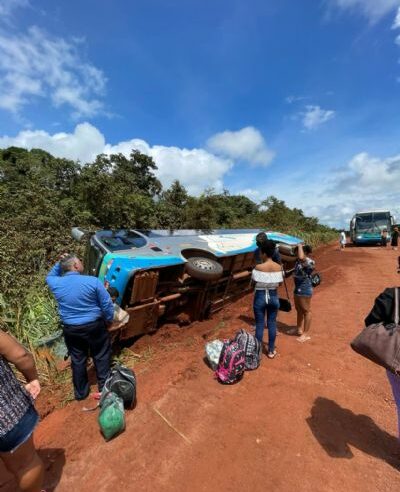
[0,284,61,383]
[294,230,338,247]
[0,288,59,348]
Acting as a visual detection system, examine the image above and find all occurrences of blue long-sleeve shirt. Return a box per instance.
[46,263,114,326]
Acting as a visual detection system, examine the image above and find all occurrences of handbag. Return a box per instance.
[350,287,400,374]
[311,272,321,287]
[279,267,292,312]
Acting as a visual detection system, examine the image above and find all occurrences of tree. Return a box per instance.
[156,180,189,231]
[185,194,217,232]
[77,151,161,229]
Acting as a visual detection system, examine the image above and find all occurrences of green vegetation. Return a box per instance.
[0,146,337,349]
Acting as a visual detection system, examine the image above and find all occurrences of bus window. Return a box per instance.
[373,212,390,228]
[87,241,105,276]
[98,231,147,251]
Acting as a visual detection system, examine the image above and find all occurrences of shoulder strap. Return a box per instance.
[281,265,290,300]
[395,288,399,325]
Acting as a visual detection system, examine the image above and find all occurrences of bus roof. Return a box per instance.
[353,210,391,215]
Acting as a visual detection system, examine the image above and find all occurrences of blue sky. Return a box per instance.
[0,0,400,227]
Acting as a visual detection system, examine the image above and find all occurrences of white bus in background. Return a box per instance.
[350,210,395,245]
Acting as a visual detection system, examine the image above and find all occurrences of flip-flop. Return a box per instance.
[296,335,311,343]
[267,350,277,359]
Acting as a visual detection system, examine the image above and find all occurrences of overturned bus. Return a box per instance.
[72,228,302,340]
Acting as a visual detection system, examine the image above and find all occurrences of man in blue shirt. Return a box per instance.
[47,254,114,400]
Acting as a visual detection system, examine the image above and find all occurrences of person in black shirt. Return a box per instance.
[255,232,281,265]
[391,227,399,251]
[365,283,400,440]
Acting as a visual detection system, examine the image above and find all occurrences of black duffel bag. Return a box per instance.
[101,364,136,408]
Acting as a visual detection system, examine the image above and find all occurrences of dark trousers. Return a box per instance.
[63,319,111,400]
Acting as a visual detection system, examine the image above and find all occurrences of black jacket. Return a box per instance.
[364,288,397,326]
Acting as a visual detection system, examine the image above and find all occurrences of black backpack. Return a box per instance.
[235,329,261,370]
[101,365,136,408]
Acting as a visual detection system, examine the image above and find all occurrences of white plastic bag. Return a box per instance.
[205,339,224,370]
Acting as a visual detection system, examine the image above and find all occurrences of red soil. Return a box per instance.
[2,242,400,491]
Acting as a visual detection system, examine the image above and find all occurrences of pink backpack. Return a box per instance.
[215,339,245,384]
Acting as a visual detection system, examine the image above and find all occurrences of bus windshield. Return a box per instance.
[355,212,390,232]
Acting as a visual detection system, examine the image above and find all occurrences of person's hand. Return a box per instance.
[25,379,41,399]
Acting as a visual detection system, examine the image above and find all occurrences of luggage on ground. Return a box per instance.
[102,364,136,408]
[215,339,245,384]
[98,391,125,441]
[351,287,400,374]
[235,329,261,370]
[205,339,224,370]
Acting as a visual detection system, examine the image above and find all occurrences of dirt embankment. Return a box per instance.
[2,242,400,491]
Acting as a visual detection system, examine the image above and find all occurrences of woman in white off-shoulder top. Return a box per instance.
[251,240,283,359]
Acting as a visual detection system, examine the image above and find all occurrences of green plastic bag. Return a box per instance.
[98,392,125,441]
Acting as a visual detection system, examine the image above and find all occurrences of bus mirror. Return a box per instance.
[71,227,87,242]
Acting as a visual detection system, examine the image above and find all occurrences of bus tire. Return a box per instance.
[185,257,223,281]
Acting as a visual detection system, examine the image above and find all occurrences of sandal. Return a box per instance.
[296,334,311,343]
[267,350,277,359]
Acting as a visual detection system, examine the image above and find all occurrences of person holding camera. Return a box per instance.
[293,244,315,342]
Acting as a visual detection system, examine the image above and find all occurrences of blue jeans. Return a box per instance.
[0,405,39,453]
[253,289,279,352]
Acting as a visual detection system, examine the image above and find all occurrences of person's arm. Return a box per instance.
[0,330,40,399]
[96,280,115,324]
[46,261,63,290]
[365,288,395,326]
[297,244,305,261]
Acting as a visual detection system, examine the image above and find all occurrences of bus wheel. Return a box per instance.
[185,257,223,281]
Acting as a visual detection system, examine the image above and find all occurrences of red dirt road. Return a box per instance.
[2,243,400,491]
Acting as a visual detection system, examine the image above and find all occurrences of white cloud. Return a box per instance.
[302,105,335,130]
[392,6,400,28]
[206,126,275,167]
[330,0,400,23]
[285,95,308,104]
[0,26,106,117]
[335,151,400,192]
[105,139,232,195]
[302,152,400,226]
[0,123,232,195]
[0,123,106,162]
